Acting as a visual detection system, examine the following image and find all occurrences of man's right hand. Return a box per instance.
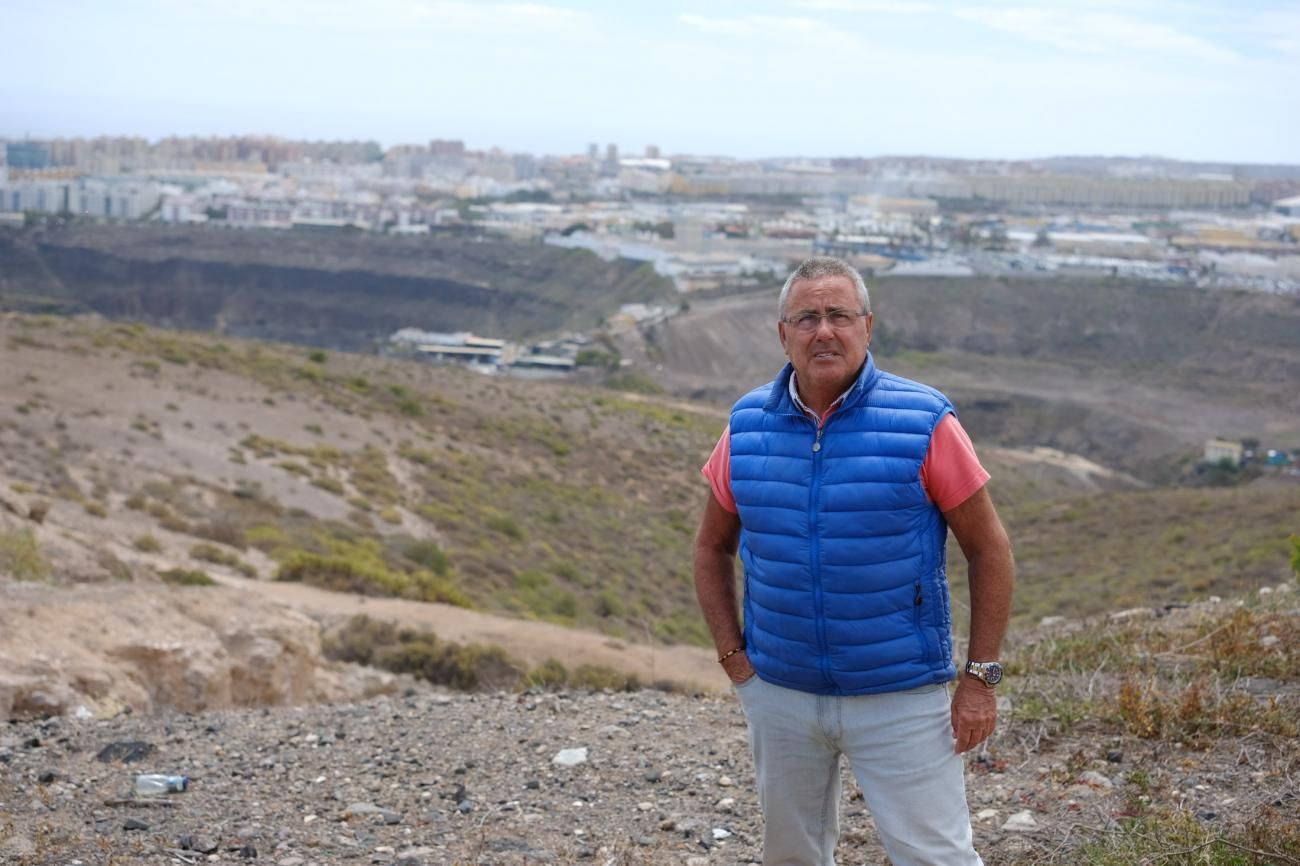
[722,649,756,684]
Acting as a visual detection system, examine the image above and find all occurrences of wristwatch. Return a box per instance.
[964,660,1003,686]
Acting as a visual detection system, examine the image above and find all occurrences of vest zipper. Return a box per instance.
[809,418,832,690]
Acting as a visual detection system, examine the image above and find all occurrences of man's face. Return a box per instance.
[778,274,873,400]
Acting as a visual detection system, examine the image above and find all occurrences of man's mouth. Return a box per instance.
[812,351,839,360]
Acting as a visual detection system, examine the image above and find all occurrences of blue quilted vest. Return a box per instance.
[729,354,958,695]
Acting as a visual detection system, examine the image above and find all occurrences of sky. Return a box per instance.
[2,0,1296,164]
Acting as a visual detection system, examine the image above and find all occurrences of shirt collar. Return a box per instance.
[787,371,853,422]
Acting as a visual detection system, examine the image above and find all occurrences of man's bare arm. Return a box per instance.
[943,485,1015,753]
[693,493,753,683]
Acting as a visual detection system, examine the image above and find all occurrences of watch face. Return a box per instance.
[968,661,1003,685]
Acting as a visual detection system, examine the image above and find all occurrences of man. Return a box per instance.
[694,256,1014,866]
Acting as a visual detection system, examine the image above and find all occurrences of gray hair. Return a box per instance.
[778,256,870,318]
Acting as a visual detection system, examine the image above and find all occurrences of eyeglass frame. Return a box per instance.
[779,308,870,332]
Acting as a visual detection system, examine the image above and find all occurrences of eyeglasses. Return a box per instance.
[780,309,868,333]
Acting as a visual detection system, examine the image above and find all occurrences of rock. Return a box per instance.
[1109,608,1155,622]
[123,818,150,831]
[718,775,733,787]
[712,828,732,840]
[1079,770,1114,789]
[95,740,155,764]
[37,771,56,783]
[1039,616,1066,627]
[1001,811,1039,832]
[381,811,402,825]
[1106,750,1124,763]
[637,801,654,811]
[1260,635,1281,648]
[277,858,305,866]
[239,843,258,859]
[596,725,629,738]
[0,834,36,858]
[344,802,383,818]
[185,836,220,855]
[716,797,735,813]
[552,747,588,767]
[975,809,998,821]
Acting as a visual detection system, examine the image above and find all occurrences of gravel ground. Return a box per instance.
[2,686,1296,866]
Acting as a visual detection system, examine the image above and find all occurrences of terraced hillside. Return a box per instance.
[0,225,674,348]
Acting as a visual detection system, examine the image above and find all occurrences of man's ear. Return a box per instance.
[778,319,789,354]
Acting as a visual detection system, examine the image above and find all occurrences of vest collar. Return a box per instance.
[765,352,881,415]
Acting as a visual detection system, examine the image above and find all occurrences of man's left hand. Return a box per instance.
[951,675,998,753]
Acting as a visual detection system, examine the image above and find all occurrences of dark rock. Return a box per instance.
[1106,751,1123,764]
[182,836,219,854]
[456,799,473,814]
[96,741,155,764]
[576,846,595,859]
[23,737,40,749]
[382,811,403,825]
[37,771,56,784]
[524,780,541,790]
[239,843,258,859]
[1198,811,1218,821]
[644,770,663,783]
[123,818,150,832]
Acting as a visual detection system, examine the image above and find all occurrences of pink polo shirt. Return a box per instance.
[702,393,990,515]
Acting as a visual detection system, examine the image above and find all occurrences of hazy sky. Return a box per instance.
[2,0,1296,163]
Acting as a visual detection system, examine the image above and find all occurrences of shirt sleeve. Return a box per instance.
[920,414,990,513]
[701,425,738,514]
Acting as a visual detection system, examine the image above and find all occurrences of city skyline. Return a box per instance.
[2,0,1296,165]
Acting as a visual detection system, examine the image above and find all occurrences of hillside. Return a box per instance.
[619,278,1300,482]
[0,225,674,348]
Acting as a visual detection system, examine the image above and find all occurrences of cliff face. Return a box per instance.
[0,226,674,348]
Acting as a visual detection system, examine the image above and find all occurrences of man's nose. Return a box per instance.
[813,314,837,335]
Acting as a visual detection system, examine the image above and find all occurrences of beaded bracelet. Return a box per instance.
[717,645,745,664]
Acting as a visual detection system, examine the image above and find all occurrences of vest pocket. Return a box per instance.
[912,580,934,664]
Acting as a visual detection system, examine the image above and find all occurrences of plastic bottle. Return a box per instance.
[134,774,188,795]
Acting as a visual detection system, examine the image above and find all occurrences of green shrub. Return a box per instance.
[160,568,215,587]
[594,588,626,618]
[524,658,571,690]
[402,540,450,575]
[569,664,641,692]
[133,534,162,553]
[311,476,346,495]
[276,541,470,607]
[322,615,518,691]
[0,530,51,582]
[321,614,400,665]
[190,543,256,577]
[377,639,517,691]
[486,514,524,540]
